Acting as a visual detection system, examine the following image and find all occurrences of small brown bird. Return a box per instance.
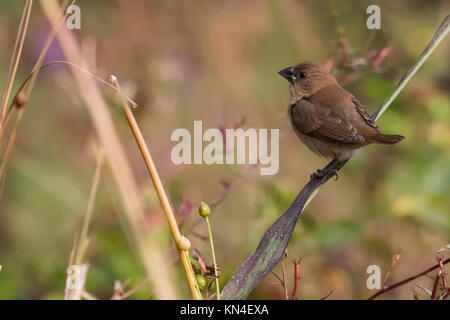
[279,61,404,178]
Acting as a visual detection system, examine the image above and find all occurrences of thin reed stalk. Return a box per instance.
[111,76,202,300]
[0,0,33,126]
[0,0,73,196]
[74,148,105,266]
[0,109,24,197]
[41,0,179,299]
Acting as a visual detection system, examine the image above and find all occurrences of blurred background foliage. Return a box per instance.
[0,0,449,299]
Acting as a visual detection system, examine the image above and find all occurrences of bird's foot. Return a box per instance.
[310,168,339,181]
[310,169,324,180]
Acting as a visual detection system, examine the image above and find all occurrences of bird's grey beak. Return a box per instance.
[278,66,295,82]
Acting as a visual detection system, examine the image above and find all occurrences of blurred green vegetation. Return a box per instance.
[0,0,449,299]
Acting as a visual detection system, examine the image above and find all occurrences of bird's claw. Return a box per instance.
[310,169,324,180]
[330,169,339,181]
[310,168,339,181]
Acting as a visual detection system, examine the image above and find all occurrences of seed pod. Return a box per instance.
[195,274,206,288]
[14,92,25,108]
[198,202,210,218]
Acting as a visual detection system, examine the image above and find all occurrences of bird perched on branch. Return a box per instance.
[279,61,404,179]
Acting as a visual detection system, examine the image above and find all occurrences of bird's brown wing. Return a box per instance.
[289,98,329,133]
[290,97,367,144]
[351,96,380,133]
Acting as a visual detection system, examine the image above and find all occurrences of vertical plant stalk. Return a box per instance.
[41,0,179,299]
[0,109,24,197]
[111,77,202,300]
[205,217,220,300]
[0,0,73,197]
[0,0,33,126]
[0,0,32,191]
[23,0,75,104]
[221,14,450,300]
[74,148,104,266]
[66,147,103,300]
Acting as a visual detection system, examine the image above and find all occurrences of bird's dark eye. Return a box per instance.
[300,72,307,79]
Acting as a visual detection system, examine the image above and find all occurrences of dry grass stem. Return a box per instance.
[0,0,33,125]
[111,76,202,300]
[41,0,178,299]
[74,148,105,266]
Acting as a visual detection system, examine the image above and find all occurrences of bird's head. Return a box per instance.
[279,61,337,100]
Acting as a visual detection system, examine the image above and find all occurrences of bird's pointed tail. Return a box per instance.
[370,133,405,144]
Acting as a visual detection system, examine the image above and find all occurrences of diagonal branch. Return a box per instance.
[368,257,450,300]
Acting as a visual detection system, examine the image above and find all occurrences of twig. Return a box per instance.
[441,288,450,300]
[119,278,152,300]
[193,248,208,274]
[431,274,440,300]
[320,290,334,300]
[417,285,432,297]
[291,258,301,299]
[368,257,450,300]
[281,251,289,300]
[5,60,136,122]
[271,272,285,291]
[438,257,448,290]
[383,253,401,285]
[372,47,392,70]
[111,76,201,299]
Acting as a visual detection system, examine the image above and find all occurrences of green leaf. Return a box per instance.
[221,160,345,300]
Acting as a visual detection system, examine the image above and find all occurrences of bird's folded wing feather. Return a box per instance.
[291,95,371,144]
[351,96,380,133]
